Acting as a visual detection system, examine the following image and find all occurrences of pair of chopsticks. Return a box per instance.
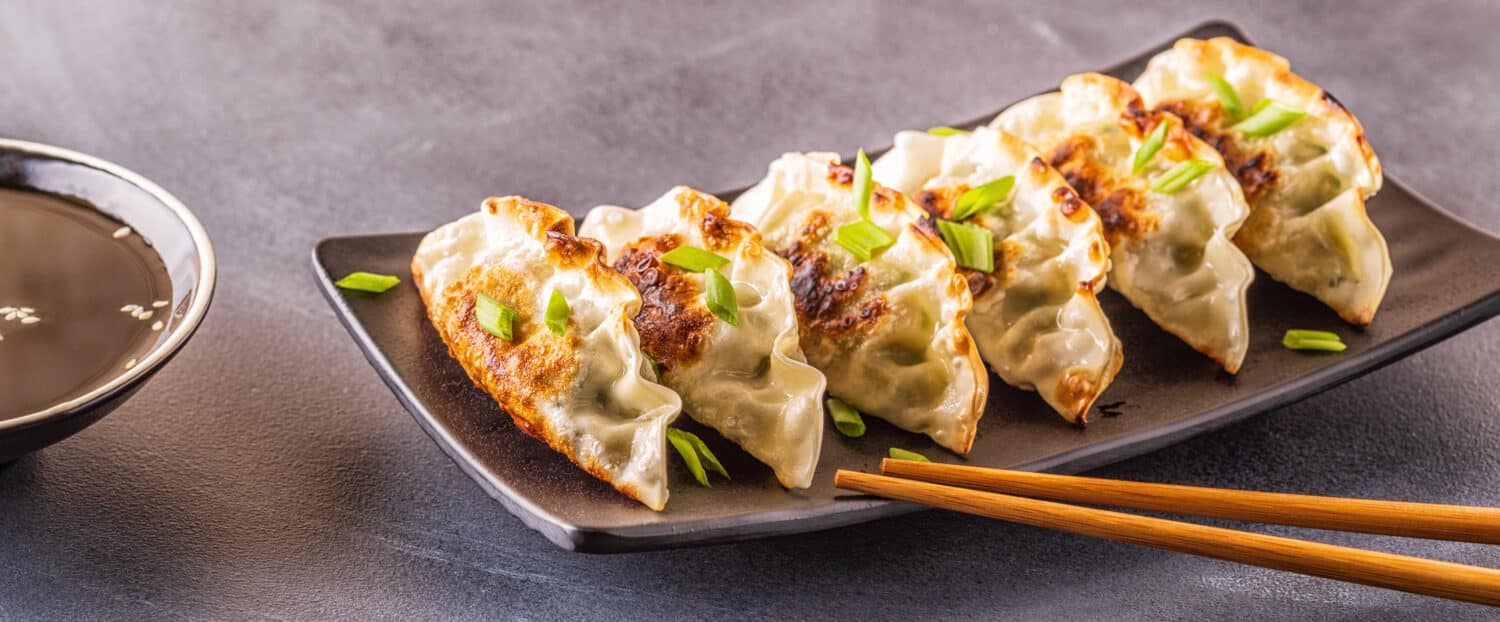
[834,461,1500,606]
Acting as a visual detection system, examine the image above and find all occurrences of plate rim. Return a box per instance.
[309,19,1500,552]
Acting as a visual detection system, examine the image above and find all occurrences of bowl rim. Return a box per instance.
[0,138,217,431]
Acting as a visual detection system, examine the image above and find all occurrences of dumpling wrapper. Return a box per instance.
[580,186,827,489]
[1134,37,1389,325]
[993,73,1255,373]
[412,196,682,511]
[731,152,988,454]
[873,127,1121,424]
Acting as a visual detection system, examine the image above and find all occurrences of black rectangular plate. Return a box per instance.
[312,21,1500,553]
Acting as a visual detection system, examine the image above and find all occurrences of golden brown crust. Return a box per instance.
[612,234,717,373]
[1155,99,1280,203]
[776,211,888,344]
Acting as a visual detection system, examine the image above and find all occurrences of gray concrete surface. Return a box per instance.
[2,1,1499,619]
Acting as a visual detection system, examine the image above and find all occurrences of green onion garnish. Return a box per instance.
[1205,72,1246,121]
[1131,120,1171,175]
[888,447,930,462]
[642,350,661,378]
[704,269,739,327]
[1231,99,1306,137]
[926,126,970,136]
[334,271,400,294]
[1282,329,1346,352]
[545,290,570,336]
[936,219,994,273]
[853,148,874,220]
[834,220,896,262]
[1150,159,1216,194]
[475,293,518,341]
[826,398,866,438]
[667,428,729,487]
[659,246,729,273]
[950,176,1015,221]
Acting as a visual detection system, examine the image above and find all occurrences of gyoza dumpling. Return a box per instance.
[1134,37,1389,325]
[580,186,827,489]
[412,196,682,510]
[992,73,1255,373]
[731,152,988,454]
[873,127,1122,425]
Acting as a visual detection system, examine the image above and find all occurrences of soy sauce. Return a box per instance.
[0,188,173,419]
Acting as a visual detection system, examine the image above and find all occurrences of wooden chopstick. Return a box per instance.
[834,470,1500,606]
[879,459,1500,544]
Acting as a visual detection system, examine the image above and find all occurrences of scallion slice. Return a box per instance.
[826,398,866,438]
[666,429,710,487]
[1283,329,1346,352]
[659,246,729,272]
[926,126,969,136]
[642,350,661,378]
[834,220,896,262]
[936,219,994,273]
[334,271,400,294]
[475,293,518,341]
[545,290,570,336]
[667,428,729,486]
[1131,120,1171,175]
[704,269,739,327]
[1150,159,1216,194]
[950,176,1015,221]
[888,447,930,462]
[854,148,874,220]
[1205,72,1246,121]
[1231,99,1306,137]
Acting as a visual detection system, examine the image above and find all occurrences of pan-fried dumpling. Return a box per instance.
[580,186,827,489]
[1134,37,1389,325]
[992,73,1254,373]
[731,152,988,454]
[872,127,1121,424]
[412,196,682,510]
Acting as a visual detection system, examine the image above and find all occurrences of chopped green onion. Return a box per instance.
[1150,159,1216,194]
[642,350,661,378]
[853,148,874,220]
[334,271,400,294]
[888,447,930,462]
[667,428,729,486]
[950,176,1015,221]
[666,429,710,487]
[1284,328,1340,342]
[834,220,896,262]
[936,219,994,273]
[1283,336,1347,352]
[1231,99,1306,137]
[704,269,739,327]
[545,290,570,336]
[826,398,866,438]
[475,293,518,341]
[1131,120,1171,175]
[1204,72,1246,121]
[1283,329,1346,352]
[660,245,729,272]
[926,126,969,136]
[1247,99,1271,117]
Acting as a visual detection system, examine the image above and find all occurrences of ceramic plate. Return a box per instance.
[312,21,1500,552]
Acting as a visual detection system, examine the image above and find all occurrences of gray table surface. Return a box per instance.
[3,1,1500,620]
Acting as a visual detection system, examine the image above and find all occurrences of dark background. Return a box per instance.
[3,1,1499,619]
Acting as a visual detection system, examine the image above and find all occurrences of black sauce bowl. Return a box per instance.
[0,139,216,462]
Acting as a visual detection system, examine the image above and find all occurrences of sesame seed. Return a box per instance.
[112,226,132,239]
[137,310,154,320]
[20,317,39,324]
[152,321,164,331]
[152,300,170,308]
[19,307,33,314]
[3,312,15,321]
[124,358,137,370]
[0,307,12,314]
